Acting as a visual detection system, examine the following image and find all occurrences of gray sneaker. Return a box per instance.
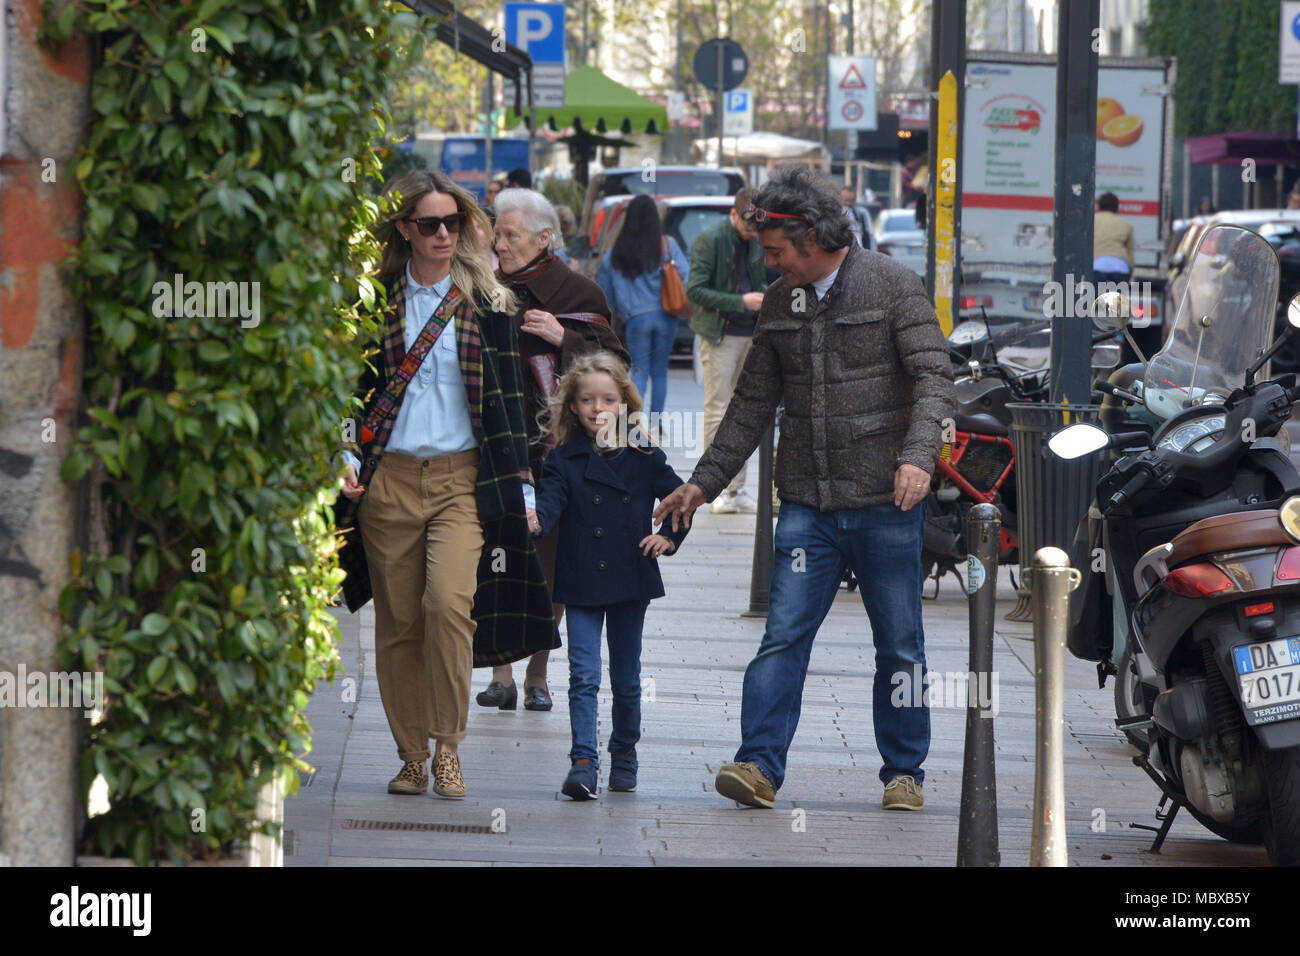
[882,774,924,811]
[732,491,759,513]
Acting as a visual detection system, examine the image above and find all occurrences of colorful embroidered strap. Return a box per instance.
[360,284,463,445]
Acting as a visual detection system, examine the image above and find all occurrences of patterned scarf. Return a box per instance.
[360,281,470,447]
[498,250,555,288]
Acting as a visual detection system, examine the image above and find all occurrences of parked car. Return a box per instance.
[578,196,738,360]
[578,165,746,241]
[873,208,926,277]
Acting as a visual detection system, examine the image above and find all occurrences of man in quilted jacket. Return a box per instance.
[656,166,955,812]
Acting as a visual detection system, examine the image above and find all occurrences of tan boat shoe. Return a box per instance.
[883,774,924,811]
[432,751,467,798]
[715,761,775,808]
[387,759,428,795]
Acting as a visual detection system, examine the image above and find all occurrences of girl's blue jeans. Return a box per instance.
[565,600,647,765]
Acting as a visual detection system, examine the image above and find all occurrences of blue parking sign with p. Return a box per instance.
[728,91,748,112]
[505,3,566,63]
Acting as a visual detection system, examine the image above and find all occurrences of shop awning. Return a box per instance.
[508,66,667,135]
[402,0,533,114]
[1186,130,1300,166]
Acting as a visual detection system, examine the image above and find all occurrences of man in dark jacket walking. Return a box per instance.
[656,166,955,812]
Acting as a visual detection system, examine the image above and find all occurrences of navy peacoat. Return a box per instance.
[533,430,689,607]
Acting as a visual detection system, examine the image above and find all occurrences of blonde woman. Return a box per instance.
[335,170,556,798]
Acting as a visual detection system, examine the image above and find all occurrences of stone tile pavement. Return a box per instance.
[284,369,1268,867]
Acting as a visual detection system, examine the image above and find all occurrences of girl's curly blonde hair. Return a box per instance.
[539,351,645,450]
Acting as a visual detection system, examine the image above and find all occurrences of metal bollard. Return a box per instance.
[957,503,1001,867]
[743,420,777,618]
[1029,546,1081,867]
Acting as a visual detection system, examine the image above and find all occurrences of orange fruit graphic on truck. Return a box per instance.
[1096,97,1124,137]
[1101,113,1143,147]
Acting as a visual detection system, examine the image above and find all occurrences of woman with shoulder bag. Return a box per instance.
[596,194,690,416]
[335,170,555,799]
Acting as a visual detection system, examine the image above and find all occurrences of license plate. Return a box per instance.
[1234,637,1300,711]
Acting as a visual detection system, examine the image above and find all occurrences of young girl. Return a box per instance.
[527,352,689,799]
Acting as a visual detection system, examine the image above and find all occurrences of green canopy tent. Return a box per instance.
[508,66,668,184]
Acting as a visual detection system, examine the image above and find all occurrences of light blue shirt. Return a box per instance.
[344,263,534,508]
[596,237,689,321]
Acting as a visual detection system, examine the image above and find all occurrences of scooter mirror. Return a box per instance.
[1048,422,1111,460]
[1093,291,1129,332]
[1090,342,1122,371]
[1288,293,1300,330]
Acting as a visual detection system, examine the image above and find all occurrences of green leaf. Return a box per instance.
[163,59,189,88]
[141,613,170,636]
[173,661,197,695]
[146,655,168,684]
[288,109,307,145]
[198,340,231,363]
[205,24,236,54]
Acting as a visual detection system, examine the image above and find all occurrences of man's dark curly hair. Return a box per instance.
[751,165,853,252]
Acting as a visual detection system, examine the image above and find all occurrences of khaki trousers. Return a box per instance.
[359,449,483,760]
[699,333,754,495]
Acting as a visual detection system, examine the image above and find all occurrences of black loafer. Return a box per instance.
[523,684,553,711]
[476,681,517,710]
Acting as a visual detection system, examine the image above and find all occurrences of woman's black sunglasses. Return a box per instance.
[406,213,466,236]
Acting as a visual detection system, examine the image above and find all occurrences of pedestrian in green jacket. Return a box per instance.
[686,188,768,513]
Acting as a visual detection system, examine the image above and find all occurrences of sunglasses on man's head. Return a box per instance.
[745,206,810,225]
[406,213,466,236]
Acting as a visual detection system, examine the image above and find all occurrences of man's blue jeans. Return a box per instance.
[565,601,647,765]
[735,500,930,790]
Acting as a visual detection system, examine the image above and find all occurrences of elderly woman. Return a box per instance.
[336,169,556,798]
[477,187,630,711]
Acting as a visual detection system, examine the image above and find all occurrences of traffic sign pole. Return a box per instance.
[716,46,724,170]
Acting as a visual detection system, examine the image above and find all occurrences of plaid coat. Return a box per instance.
[335,275,558,667]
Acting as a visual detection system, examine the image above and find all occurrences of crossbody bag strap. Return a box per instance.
[360,284,464,445]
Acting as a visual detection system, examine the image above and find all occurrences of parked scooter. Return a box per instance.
[1050,223,1300,864]
[917,314,1121,595]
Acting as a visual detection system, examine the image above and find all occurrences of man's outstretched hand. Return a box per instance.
[654,482,707,532]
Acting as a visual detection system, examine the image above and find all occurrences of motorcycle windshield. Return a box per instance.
[986,316,1051,373]
[1145,224,1279,413]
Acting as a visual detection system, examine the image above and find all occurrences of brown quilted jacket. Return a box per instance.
[689,242,955,510]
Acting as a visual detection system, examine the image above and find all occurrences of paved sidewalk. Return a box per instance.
[285,368,1268,866]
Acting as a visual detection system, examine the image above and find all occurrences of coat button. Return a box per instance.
[594,527,603,538]
[592,494,602,505]
[622,494,631,504]
[597,560,608,571]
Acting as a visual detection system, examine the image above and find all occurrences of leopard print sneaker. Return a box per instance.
[387,759,428,795]
[432,751,467,798]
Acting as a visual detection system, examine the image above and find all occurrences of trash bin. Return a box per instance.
[1005,403,1104,620]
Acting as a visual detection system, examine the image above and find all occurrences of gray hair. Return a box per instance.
[493,187,563,253]
[752,165,853,252]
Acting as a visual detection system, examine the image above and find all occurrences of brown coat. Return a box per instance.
[510,258,630,477]
[689,242,955,511]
